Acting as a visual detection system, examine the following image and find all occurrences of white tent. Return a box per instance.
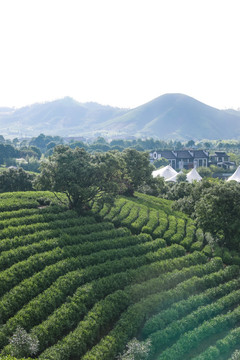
[166,171,183,183]
[227,166,240,182]
[152,165,177,180]
[186,168,202,183]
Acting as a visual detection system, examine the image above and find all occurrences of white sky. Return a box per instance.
[0,0,240,110]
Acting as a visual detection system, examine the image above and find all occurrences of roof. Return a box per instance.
[215,151,228,156]
[152,149,210,161]
[227,166,240,182]
[186,168,202,183]
[158,150,176,159]
[192,150,209,158]
[176,150,193,159]
[152,165,178,179]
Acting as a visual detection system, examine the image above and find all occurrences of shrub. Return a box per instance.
[117,338,151,360]
[231,350,240,360]
[7,326,39,358]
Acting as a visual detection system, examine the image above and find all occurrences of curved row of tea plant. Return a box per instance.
[39,256,224,360]
[92,194,202,252]
[80,264,239,360]
[0,225,130,271]
[142,277,240,337]
[0,191,239,360]
[0,237,176,324]
[0,191,67,212]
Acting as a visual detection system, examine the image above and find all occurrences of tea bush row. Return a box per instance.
[0,243,183,328]
[157,303,240,360]
[142,276,240,337]
[30,251,207,353]
[38,252,211,360]
[0,221,115,253]
[80,264,238,360]
[0,216,96,240]
[148,287,240,357]
[0,226,130,271]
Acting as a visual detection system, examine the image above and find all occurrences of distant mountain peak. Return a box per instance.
[0,94,240,140]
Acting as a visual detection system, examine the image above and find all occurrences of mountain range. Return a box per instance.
[0,94,240,140]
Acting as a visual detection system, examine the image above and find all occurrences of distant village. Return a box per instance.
[150,150,235,170]
[151,150,240,184]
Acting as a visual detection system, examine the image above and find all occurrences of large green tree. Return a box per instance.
[195,181,240,248]
[121,149,154,196]
[0,168,35,192]
[0,144,18,165]
[35,146,125,211]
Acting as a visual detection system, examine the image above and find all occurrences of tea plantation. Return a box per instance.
[0,191,239,360]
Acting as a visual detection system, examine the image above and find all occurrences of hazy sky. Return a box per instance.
[0,0,239,110]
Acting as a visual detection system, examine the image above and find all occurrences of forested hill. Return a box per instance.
[0,97,129,138]
[1,94,240,139]
[100,93,240,140]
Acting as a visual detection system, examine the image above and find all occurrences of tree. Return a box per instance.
[29,133,46,152]
[118,338,151,360]
[90,143,111,152]
[12,137,19,147]
[153,157,169,169]
[170,178,213,215]
[30,134,63,153]
[195,181,240,248]
[20,157,41,173]
[8,326,39,358]
[110,139,126,147]
[121,149,154,196]
[138,175,170,197]
[0,144,18,165]
[0,168,35,192]
[35,146,125,211]
[204,142,211,149]
[176,172,187,183]
[186,140,195,148]
[30,145,42,159]
[197,166,212,178]
[70,141,88,150]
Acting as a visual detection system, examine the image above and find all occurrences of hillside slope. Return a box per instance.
[0,97,128,137]
[100,93,240,140]
[1,94,240,140]
[0,191,240,360]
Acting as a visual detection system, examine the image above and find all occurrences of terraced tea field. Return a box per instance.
[0,192,239,360]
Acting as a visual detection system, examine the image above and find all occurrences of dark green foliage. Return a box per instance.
[153,157,169,169]
[35,146,125,211]
[0,169,35,193]
[197,166,212,178]
[29,134,62,153]
[176,172,187,183]
[195,181,240,248]
[169,178,214,215]
[19,158,41,173]
[121,149,154,196]
[0,144,18,165]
